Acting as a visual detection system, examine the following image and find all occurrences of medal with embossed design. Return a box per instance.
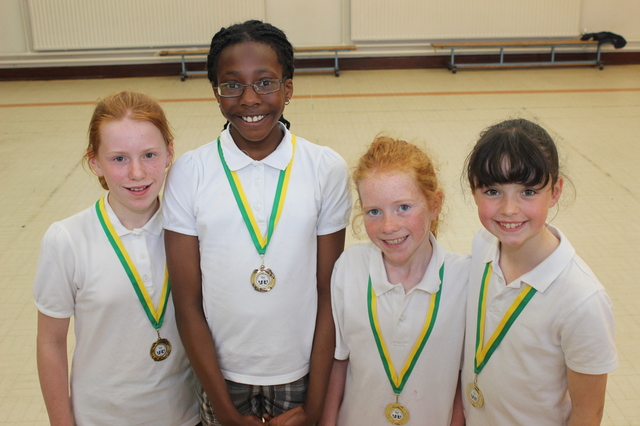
[217,137,296,292]
[96,196,172,361]
[251,257,276,292]
[150,330,172,361]
[368,267,443,424]
[385,395,410,425]
[466,376,484,408]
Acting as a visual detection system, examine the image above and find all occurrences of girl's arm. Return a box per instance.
[36,312,73,426]
[450,372,465,426]
[165,231,263,426]
[567,369,607,426]
[318,358,348,426]
[304,230,346,422]
[268,229,346,426]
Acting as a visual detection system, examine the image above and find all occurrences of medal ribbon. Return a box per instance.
[474,261,537,373]
[217,136,296,254]
[367,265,443,394]
[95,196,170,329]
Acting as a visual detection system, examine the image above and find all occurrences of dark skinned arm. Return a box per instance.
[266,229,346,426]
[165,230,263,426]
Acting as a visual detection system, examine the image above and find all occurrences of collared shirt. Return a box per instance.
[163,124,351,385]
[219,127,294,235]
[332,235,470,425]
[34,195,198,426]
[462,226,618,425]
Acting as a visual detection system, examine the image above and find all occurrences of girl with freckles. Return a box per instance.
[34,91,198,425]
[321,136,468,426]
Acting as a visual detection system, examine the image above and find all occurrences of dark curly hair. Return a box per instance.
[207,20,294,129]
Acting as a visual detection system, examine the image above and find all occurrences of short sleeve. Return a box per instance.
[163,152,199,236]
[316,147,351,236]
[33,222,77,318]
[561,289,618,374]
[331,253,350,360]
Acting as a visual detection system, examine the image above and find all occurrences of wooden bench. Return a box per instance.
[158,45,356,81]
[293,45,357,77]
[430,40,602,73]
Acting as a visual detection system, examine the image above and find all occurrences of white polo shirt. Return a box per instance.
[33,196,199,426]
[332,237,470,426]
[462,226,618,425]
[163,124,351,385]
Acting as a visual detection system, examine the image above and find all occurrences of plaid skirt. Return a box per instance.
[197,375,308,425]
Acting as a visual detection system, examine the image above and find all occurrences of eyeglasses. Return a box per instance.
[215,78,286,97]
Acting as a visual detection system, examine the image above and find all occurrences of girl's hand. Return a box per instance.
[263,406,311,426]
[229,414,267,426]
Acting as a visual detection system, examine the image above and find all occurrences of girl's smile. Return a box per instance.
[473,180,563,256]
[214,41,293,160]
[241,114,266,123]
[359,170,440,276]
[499,221,524,229]
[89,117,173,229]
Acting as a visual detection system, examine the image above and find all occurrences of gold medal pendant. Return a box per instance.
[466,377,484,408]
[251,264,276,292]
[96,198,173,363]
[150,331,171,361]
[218,138,294,295]
[368,270,443,426]
[385,402,409,425]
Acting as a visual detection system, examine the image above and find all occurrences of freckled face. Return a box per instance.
[89,117,173,221]
[359,171,440,269]
[473,179,563,252]
[214,41,293,153]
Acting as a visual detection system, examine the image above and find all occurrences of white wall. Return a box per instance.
[0,0,27,53]
[581,0,640,39]
[267,0,345,46]
[0,0,637,68]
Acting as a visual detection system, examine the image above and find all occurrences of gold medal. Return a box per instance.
[96,197,172,361]
[468,263,536,409]
[150,331,171,361]
[368,268,443,425]
[466,379,484,408]
[251,264,276,292]
[217,137,295,293]
[385,402,409,425]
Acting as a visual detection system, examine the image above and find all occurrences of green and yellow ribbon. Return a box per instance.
[368,265,443,394]
[95,196,170,329]
[217,136,296,254]
[474,261,537,373]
